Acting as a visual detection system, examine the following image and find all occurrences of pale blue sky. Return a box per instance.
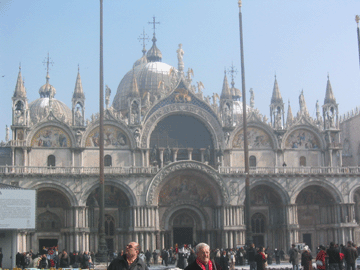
[1,0,360,142]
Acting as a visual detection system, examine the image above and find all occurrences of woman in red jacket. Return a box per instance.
[315,246,327,270]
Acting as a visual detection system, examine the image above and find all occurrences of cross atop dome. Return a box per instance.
[138,28,150,56]
[148,16,160,38]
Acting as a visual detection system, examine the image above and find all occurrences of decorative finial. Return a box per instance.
[42,52,54,82]
[78,64,80,72]
[327,72,329,80]
[356,15,360,25]
[19,62,21,71]
[148,16,160,38]
[138,28,149,56]
[238,0,242,8]
[227,62,238,88]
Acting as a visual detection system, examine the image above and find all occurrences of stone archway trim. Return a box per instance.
[146,161,229,205]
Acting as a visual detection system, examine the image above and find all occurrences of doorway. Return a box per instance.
[39,239,58,252]
[252,235,264,247]
[173,227,193,247]
[303,234,312,251]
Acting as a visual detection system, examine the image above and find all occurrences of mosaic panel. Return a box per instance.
[233,127,272,149]
[86,125,128,148]
[285,129,320,149]
[31,126,71,147]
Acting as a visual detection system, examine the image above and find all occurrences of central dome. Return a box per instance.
[112,61,177,111]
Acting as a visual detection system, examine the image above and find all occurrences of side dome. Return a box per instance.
[29,98,72,124]
[112,62,177,111]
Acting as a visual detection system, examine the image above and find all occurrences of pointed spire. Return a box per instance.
[271,75,283,104]
[129,67,140,98]
[299,89,309,115]
[13,64,27,98]
[286,100,293,125]
[220,70,231,99]
[73,65,85,99]
[324,74,336,105]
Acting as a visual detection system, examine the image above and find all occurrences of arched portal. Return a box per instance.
[248,185,286,250]
[150,115,214,165]
[158,168,223,248]
[86,185,130,252]
[296,185,336,250]
[36,189,71,252]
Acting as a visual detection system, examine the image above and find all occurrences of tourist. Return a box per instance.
[301,246,312,270]
[289,244,300,270]
[327,242,340,270]
[107,241,147,270]
[344,241,358,270]
[184,243,212,270]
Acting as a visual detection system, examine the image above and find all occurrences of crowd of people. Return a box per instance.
[8,240,360,270]
[13,247,94,269]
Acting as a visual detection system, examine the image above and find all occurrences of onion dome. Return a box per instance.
[30,71,71,124]
[39,73,56,98]
[146,36,162,62]
[134,54,148,67]
[112,61,176,111]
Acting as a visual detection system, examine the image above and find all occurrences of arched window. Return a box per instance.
[47,155,55,167]
[105,214,115,236]
[104,155,112,167]
[251,213,266,234]
[249,156,257,167]
[300,156,306,167]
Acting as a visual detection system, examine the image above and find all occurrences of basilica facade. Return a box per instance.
[1,32,360,255]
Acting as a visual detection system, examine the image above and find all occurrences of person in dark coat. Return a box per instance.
[220,250,229,270]
[107,241,148,270]
[301,246,313,270]
[152,250,158,265]
[161,249,169,266]
[344,241,358,270]
[274,248,280,264]
[184,243,213,270]
[289,244,300,270]
[187,249,197,266]
[255,247,267,270]
[145,250,151,267]
[38,254,49,269]
[82,251,91,269]
[247,243,257,270]
[59,250,71,268]
[327,242,340,270]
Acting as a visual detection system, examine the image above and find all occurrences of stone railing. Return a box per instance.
[1,165,359,176]
[218,166,360,175]
[0,166,159,175]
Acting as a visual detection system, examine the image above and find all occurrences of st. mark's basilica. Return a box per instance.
[1,15,360,256]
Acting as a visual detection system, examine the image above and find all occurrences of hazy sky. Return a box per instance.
[1,0,360,142]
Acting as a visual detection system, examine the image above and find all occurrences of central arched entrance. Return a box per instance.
[156,165,224,248]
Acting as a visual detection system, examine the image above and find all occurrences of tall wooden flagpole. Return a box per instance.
[238,0,252,246]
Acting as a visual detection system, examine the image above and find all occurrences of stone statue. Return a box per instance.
[250,88,255,108]
[150,145,158,164]
[105,85,111,109]
[204,145,211,163]
[216,147,224,163]
[75,107,82,126]
[134,129,140,148]
[5,125,9,142]
[225,131,230,146]
[163,146,171,164]
[177,43,184,72]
